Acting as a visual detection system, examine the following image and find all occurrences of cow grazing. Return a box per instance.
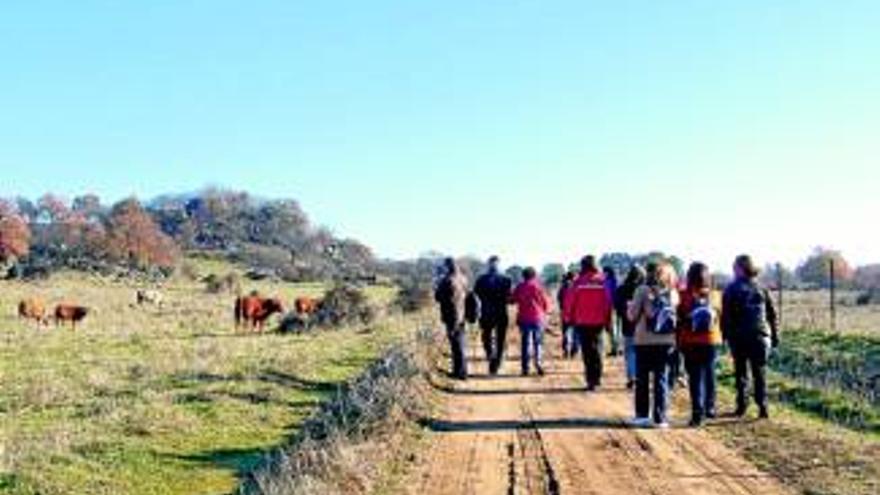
[54,304,90,329]
[18,298,48,325]
[294,296,322,316]
[136,289,164,307]
[234,295,284,332]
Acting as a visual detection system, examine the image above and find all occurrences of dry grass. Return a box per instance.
[0,262,416,495]
[780,290,880,334]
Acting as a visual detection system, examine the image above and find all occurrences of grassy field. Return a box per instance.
[780,289,880,334]
[0,265,421,495]
[701,291,880,495]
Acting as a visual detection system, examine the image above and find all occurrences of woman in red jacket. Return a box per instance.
[512,267,551,376]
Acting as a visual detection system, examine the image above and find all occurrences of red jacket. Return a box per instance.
[511,279,551,325]
[564,270,612,327]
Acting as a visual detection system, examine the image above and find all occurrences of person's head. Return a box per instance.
[686,262,712,292]
[443,257,457,275]
[580,255,597,273]
[603,266,617,280]
[624,265,646,287]
[733,254,759,280]
[522,266,537,281]
[562,271,576,283]
[647,261,676,289]
[487,255,500,273]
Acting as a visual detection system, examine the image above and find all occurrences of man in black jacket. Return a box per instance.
[435,258,470,380]
[722,254,780,419]
[473,256,513,375]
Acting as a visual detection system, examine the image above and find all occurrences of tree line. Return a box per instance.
[0,189,377,282]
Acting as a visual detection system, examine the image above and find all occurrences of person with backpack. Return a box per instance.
[603,266,621,356]
[722,254,780,419]
[628,261,679,428]
[434,257,470,380]
[473,256,513,375]
[677,262,723,427]
[557,271,579,359]
[564,255,613,391]
[614,265,646,389]
[511,267,551,376]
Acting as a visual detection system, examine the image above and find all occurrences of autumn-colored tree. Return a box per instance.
[0,200,31,262]
[796,247,854,288]
[106,198,179,268]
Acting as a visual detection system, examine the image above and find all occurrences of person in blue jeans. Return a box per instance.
[614,265,645,389]
[511,267,551,376]
[628,262,680,428]
[557,271,579,358]
[677,262,723,427]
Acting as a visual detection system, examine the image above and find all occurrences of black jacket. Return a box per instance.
[721,278,779,345]
[474,270,512,323]
[614,283,640,337]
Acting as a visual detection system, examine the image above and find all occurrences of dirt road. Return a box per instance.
[409,335,791,495]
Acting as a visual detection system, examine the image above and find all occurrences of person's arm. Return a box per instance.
[627,287,643,323]
[604,287,613,329]
[721,286,734,343]
[563,286,576,323]
[434,279,446,303]
[764,288,780,348]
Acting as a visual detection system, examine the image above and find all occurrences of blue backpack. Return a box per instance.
[647,288,677,334]
[689,295,716,333]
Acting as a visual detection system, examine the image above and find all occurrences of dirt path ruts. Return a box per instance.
[408,334,791,495]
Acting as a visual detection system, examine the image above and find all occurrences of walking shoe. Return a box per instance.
[734,405,748,418]
[626,380,635,390]
[631,417,652,428]
[586,384,597,392]
[705,409,717,419]
[688,416,703,428]
[654,421,670,430]
[758,406,770,419]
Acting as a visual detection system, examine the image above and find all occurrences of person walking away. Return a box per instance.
[678,262,723,426]
[615,265,646,389]
[722,254,780,419]
[604,266,621,356]
[565,255,613,391]
[557,271,579,359]
[473,256,513,375]
[434,257,470,380]
[511,267,551,376]
[628,262,680,428]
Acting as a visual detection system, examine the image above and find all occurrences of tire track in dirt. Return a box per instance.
[409,333,792,495]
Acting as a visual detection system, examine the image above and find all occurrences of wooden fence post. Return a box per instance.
[830,259,837,332]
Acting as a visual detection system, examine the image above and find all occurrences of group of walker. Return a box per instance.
[434,253,780,428]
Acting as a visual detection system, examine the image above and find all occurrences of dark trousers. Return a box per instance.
[732,339,770,410]
[635,345,674,423]
[445,322,468,379]
[575,326,604,387]
[480,316,508,374]
[683,345,718,420]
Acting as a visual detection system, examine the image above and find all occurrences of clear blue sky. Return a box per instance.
[2,1,878,270]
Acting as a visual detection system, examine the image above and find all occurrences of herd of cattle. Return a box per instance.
[16,289,324,332]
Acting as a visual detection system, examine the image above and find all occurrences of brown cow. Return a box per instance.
[54,304,90,329]
[18,297,48,325]
[294,296,322,316]
[234,295,284,332]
